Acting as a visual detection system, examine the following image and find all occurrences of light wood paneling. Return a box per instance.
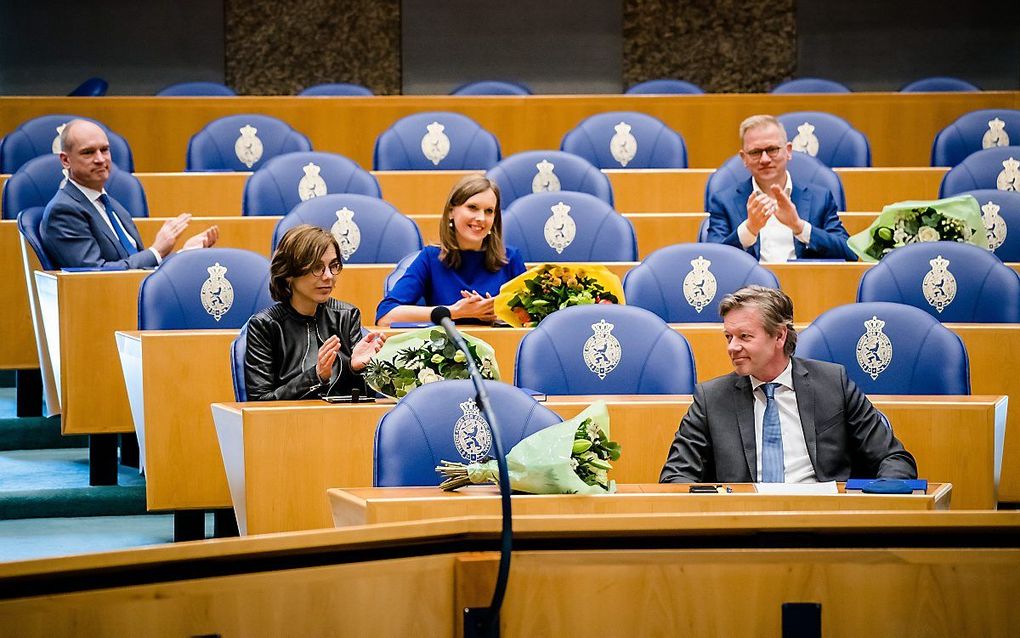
[0,221,39,369]
[134,216,279,257]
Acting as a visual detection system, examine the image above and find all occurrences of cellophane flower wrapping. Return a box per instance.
[494,264,626,328]
[440,400,618,495]
[364,328,499,399]
[847,195,987,262]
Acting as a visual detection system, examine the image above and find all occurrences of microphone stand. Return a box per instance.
[434,310,511,638]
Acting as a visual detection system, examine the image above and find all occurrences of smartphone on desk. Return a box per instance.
[322,394,375,404]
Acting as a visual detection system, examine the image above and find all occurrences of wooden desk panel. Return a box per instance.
[0,221,39,369]
[134,216,279,257]
[135,172,249,216]
[212,395,1003,534]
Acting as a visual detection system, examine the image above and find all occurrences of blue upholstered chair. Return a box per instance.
[796,302,970,395]
[450,81,531,96]
[381,250,425,306]
[270,193,423,263]
[0,114,134,174]
[2,154,148,220]
[373,111,501,170]
[776,111,871,168]
[931,110,1020,167]
[16,206,56,270]
[856,241,1020,322]
[625,79,704,95]
[514,304,697,395]
[901,77,980,93]
[959,189,1020,261]
[229,323,250,402]
[242,151,381,216]
[68,77,108,97]
[186,114,312,172]
[374,380,561,486]
[503,191,636,262]
[939,146,1020,197]
[623,243,780,322]
[156,81,236,96]
[771,78,851,94]
[298,82,373,96]
[560,111,688,169]
[136,248,273,330]
[487,150,614,209]
[704,151,846,211]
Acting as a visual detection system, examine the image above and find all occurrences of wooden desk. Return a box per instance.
[1,512,1018,638]
[211,394,1003,535]
[329,482,953,527]
[134,215,279,257]
[0,221,39,369]
[2,93,1016,170]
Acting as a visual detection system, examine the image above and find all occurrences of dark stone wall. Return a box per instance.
[622,0,796,93]
[224,0,400,95]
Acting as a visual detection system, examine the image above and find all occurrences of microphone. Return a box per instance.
[431,305,513,637]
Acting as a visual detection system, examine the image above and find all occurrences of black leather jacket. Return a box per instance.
[244,299,368,401]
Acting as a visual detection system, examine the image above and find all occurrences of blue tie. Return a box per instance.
[760,382,785,482]
[99,193,137,255]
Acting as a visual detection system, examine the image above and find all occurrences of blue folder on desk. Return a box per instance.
[845,478,928,493]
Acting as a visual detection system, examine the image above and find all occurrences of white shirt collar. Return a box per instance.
[751,171,793,198]
[68,178,107,205]
[750,358,794,392]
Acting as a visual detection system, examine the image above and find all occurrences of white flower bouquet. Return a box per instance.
[847,195,987,262]
[436,400,620,494]
[364,328,499,399]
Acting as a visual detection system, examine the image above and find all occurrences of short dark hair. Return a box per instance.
[269,224,341,302]
[438,173,508,272]
[718,285,797,357]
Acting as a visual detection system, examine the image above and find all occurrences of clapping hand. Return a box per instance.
[182,225,219,250]
[769,184,805,234]
[451,290,496,322]
[316,335,341,382]
[351,331,387,372]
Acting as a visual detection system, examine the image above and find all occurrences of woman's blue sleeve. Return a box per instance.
[375,250,431,323]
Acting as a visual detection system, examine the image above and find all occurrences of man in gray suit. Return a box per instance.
[41,119,217,270]
[660,286,916,484]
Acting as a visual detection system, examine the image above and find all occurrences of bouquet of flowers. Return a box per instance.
[364,328,499,399]
[435,400,621,495]
[847,195,987,262]
[494,264,625,328]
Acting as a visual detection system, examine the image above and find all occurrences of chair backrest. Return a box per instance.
[137,248,273,330]
[0,114,134,174]
[157,81,236,96]
[625,79,704,95]
[856,241,1020,322]
[901,77,980,93]
[16,206,56,271]
[771,78,851,94]
[382,250,425,305]
[796,301,970,395]
[230,322,249,402]
[298,82,373,96]
[696,216,710,242]
[623,243,780,322]
[776,111,871,168]
[68,77,108,97]
[960,189,1020,261]
[450,81,531,96]
[186,114,312,172]
[704,151,846,211]
[487,150,614,209]
[515,304,696,395]
[503,191,637,262]
[373,111,501,170]
[939,145,1020,197]
[2,154,149,220]
[271,193,423,263]
[242,151,381,216]
[931,110,1020,167]
[560,111,688,169]
[374,380,561,486]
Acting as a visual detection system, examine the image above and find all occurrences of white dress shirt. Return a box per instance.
[749,360,817,483]
[736,171,813,263]
[69,179,162,264]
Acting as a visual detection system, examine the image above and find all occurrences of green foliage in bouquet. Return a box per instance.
[864,206,973,261]
[364,329,498,399]
[505,265,620,327]
[570,416,622,490]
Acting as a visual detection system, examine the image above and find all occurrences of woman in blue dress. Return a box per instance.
[375,174,526,326]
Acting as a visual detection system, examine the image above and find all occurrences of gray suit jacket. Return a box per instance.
[659,357,917,483]
[41,182,158,270]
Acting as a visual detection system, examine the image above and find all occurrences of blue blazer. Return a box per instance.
[41,182,158,270]
[706,178,856,261]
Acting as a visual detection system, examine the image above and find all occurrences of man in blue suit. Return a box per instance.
[41,119,217,270]
[707,114,855,262]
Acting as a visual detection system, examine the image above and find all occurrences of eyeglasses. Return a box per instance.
[309,261,342,277]
[743,146,785,160]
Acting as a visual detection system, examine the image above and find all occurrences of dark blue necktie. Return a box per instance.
[760,382,785,482]
[99,193,138,255]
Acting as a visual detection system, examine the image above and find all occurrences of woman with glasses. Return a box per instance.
[375,174,526,326]
[244,224,386,400]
